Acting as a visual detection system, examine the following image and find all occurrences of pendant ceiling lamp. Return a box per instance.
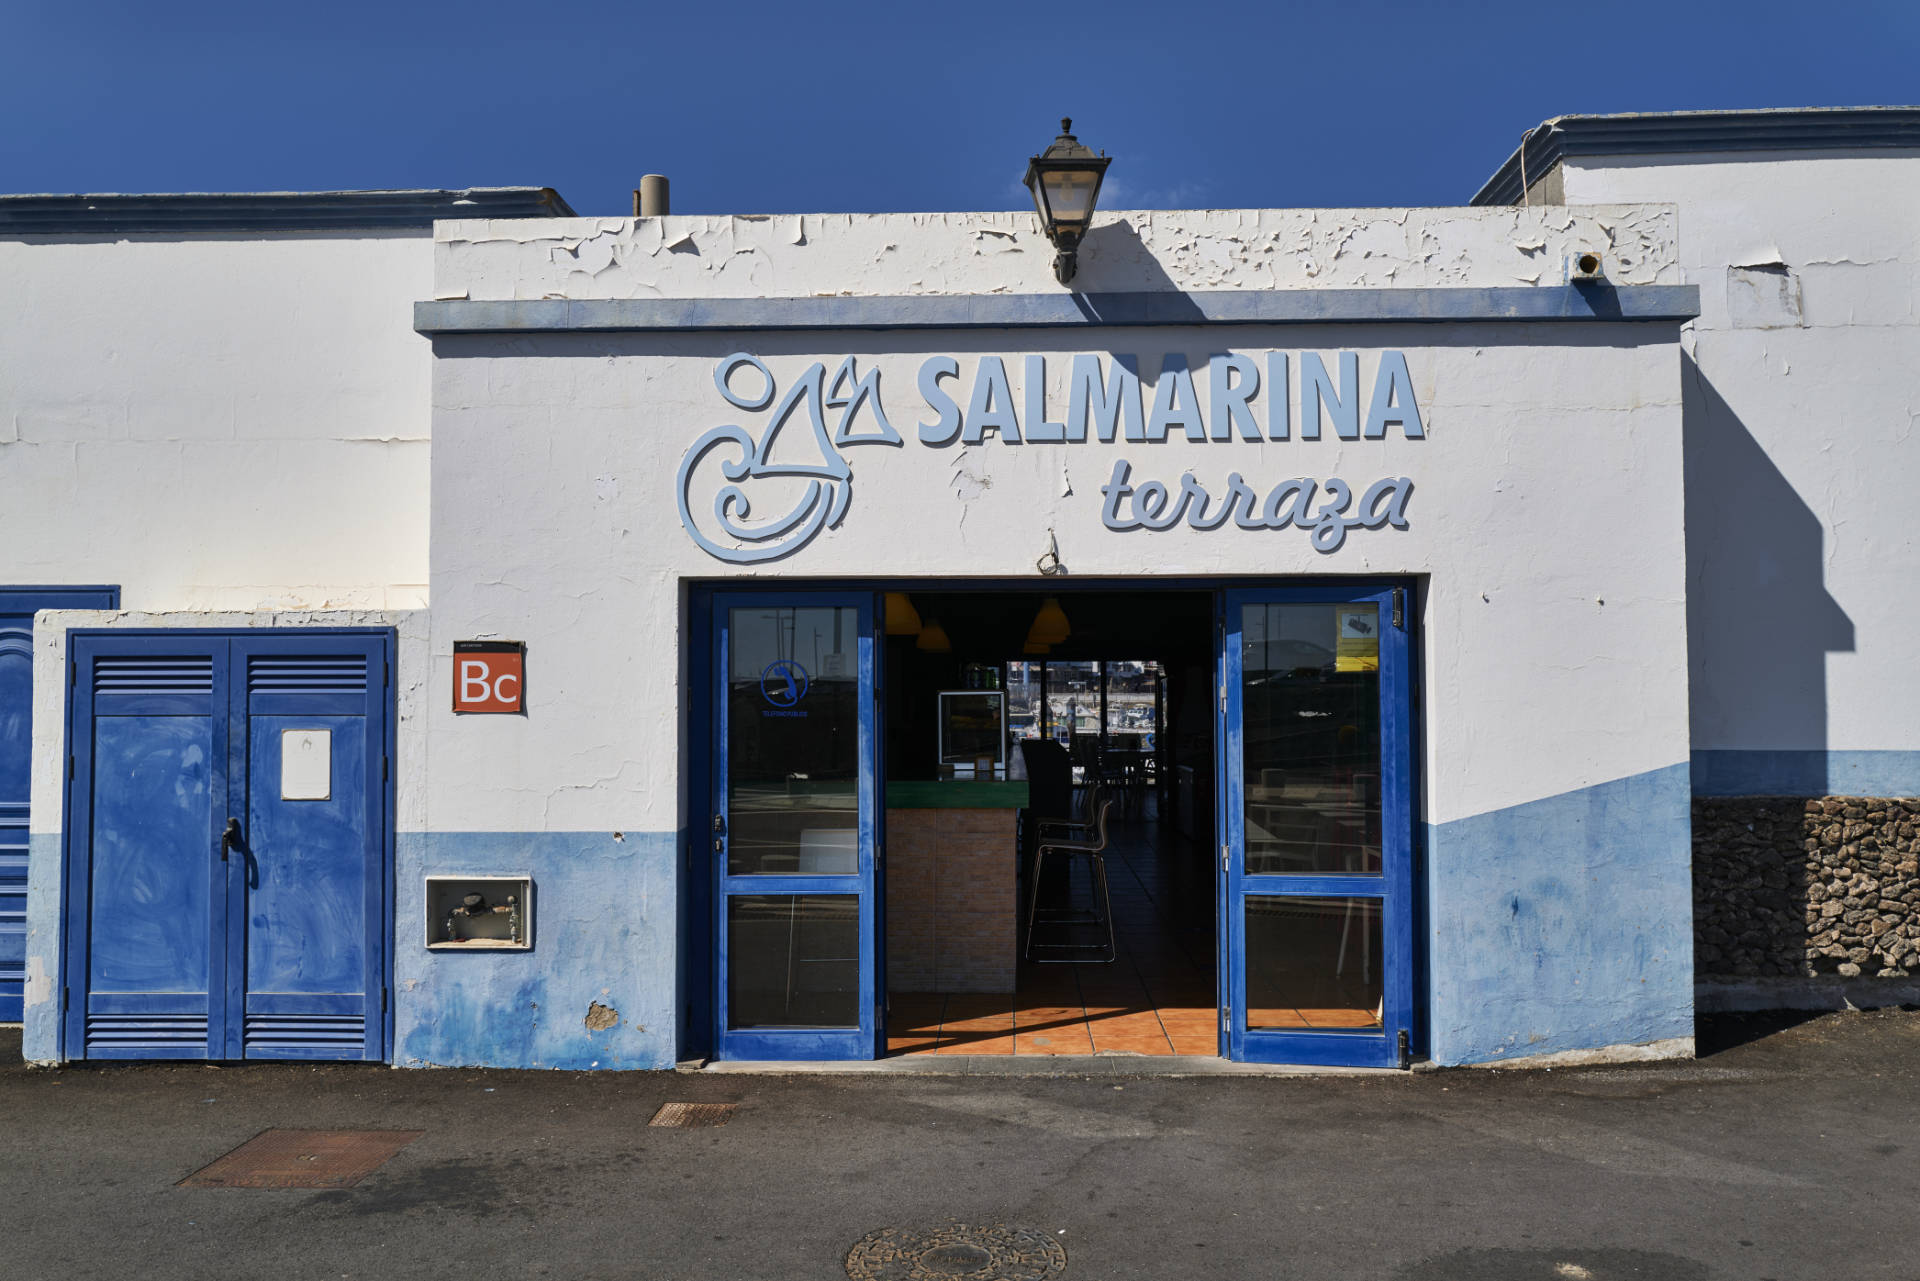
[884,592,923,636]
[916,618,952,652]
[1027,596,1071,646]
[1023,640,1050,655]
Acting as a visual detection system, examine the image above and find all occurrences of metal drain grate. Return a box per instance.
[179,1128,423,1189]
[846,1224,1067,1280]
[649,1102,738,1128]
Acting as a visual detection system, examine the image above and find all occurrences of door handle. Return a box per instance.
[221,817,241,861]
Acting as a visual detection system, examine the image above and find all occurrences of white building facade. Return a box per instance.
[8,109,1916,1072]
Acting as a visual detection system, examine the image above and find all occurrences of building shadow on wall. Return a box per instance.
[1684,352,1856,986]
[1064,218,1208,323]
[1683,352,1852,793]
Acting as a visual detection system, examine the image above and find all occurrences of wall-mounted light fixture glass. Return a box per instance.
[1023,118,1111,286]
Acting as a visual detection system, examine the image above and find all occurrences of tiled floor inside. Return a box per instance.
[888,795,1223,1057]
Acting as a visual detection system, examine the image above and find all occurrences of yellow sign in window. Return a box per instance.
[1335,607,1380,673]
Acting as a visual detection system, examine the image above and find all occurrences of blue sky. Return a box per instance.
[6,1,1917,214]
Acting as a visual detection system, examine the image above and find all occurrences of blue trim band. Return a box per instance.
[0,188,576,236]
[1473,107,1920,205]
[1691,750,1920,799]
[414,285,1699,336]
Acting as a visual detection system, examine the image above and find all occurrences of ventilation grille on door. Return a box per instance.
[0,801,26,860]
[0,802,26,927]
[244,1015,367,1050]
[85,1014,209,1048]
[92,656,214,696]
[247,655,368,695]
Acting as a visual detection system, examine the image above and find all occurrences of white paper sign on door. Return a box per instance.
[281,729,332,800]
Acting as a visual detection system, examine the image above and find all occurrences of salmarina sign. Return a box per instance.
[676,350,1424,563]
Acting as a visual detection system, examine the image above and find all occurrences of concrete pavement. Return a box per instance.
[4,1009,1917,1280]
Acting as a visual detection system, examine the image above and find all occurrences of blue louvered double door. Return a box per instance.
[64,632,390,1061]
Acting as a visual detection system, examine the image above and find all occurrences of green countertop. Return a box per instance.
[884,781,1029,810]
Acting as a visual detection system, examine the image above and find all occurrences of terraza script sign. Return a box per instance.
[675,350,1423,564]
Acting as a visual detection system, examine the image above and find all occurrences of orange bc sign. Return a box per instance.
[453,641,525,714]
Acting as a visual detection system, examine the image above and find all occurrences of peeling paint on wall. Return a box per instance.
[434,206,1681,303]
[1726,262,1805,329]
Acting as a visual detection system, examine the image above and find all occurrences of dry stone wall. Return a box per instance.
[1694,798,1920,978]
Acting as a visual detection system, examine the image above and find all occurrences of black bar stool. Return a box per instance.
[1024,799,1117,963]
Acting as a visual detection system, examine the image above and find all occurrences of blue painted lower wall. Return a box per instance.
[1692,750,1920,799]
[35,796,1707,1071]
[21,832,61,1061]
[394,831,678,1071]
[1427,763,1695,1065]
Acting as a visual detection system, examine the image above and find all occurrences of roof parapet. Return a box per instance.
[0,186,576,236]
[1472,106,1920,206]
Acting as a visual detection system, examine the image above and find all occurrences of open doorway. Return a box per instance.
[698,580,1413,1067]
[880,589,1221,1057]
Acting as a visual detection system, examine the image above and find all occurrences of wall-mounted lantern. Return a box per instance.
[1023,118,1111,286]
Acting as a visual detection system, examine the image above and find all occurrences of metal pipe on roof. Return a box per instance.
[633,174,670,218]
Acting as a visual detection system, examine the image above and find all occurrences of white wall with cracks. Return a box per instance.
[1555,152,1920,770]
[0,233,434,611]
[435,205,1681,301]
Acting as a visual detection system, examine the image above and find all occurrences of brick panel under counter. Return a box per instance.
[886,783,1025,994]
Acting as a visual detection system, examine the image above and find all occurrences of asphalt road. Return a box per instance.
[5,1010,1917,1281]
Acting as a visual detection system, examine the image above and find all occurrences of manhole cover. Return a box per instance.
[846,1225,1067,1280]
[179,1128,423,1189]
[649,1102,737,1128]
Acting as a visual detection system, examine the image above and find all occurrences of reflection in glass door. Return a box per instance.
[714,594,877,1060]
[1002,659,1164,787]
[1221,587,1412,1067]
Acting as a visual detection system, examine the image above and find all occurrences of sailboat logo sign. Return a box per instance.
[675,353,898,565]
[676,349,1423,564]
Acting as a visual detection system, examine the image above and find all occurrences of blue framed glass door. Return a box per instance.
[713,593,879,1060]
[1220,586,1413,1067]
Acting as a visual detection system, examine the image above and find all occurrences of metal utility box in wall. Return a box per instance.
[425,876,532,950]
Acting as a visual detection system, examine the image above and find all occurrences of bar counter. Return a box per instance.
[885,780,1027,994]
